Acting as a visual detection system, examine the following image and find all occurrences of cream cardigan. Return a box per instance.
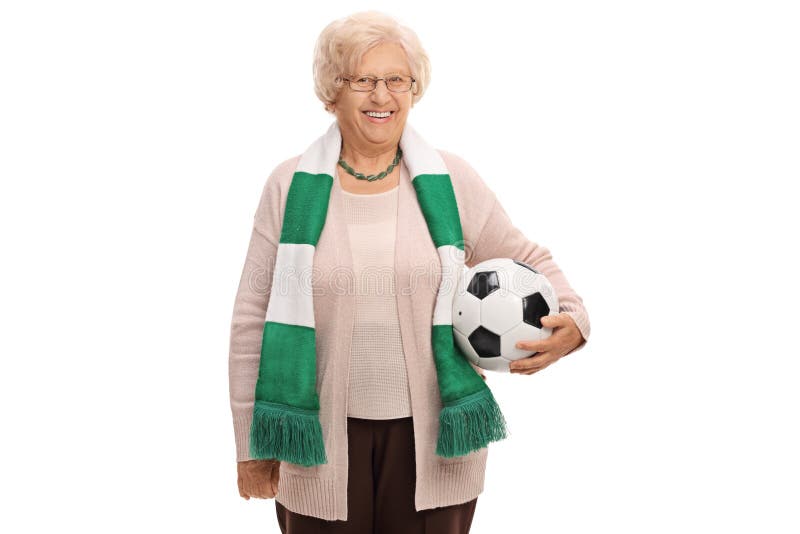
[229,149,591,521]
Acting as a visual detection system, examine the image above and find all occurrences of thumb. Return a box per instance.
[540,314,560,327]
[270,463,280,495]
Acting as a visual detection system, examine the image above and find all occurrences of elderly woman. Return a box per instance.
[229,10,590,534]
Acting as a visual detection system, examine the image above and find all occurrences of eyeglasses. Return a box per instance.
[340,74,416,93]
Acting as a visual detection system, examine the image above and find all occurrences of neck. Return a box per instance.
[340,142,398,174]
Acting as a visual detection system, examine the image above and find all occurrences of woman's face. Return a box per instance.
[332,42,415,154]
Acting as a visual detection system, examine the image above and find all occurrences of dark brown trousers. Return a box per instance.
[275,416,478,534]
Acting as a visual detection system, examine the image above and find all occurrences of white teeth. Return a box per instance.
[365,111,392,118]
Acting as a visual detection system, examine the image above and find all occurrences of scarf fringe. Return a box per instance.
[436,388,509,458]
[250,401,328,466]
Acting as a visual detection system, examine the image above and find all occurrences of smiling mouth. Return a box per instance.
[363,111,395,117]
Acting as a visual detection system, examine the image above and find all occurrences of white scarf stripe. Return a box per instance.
[432,244,465,326]
[264,243,317,328]
[296,122,343,176]
[399,126,450,177]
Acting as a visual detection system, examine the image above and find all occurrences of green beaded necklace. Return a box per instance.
[338,146,402,182]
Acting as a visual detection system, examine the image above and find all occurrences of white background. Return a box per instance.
[1,1,798,532]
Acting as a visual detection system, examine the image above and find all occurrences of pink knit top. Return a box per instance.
[341,181,414,419]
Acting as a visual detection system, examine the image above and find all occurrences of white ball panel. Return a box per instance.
[481,290,523,335]
[542,285,559,315]
[470,257,513,273]
[500,321,544,361]
[507,268,548,299]
[452,293,482,337]
[477,355,511,373]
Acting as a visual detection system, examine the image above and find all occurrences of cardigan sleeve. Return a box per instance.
[228,158,293,462]
[471,198,591,355]
[444,151,591,357]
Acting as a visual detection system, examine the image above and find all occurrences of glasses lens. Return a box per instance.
[386,75,412,92]
[351,76,375,91]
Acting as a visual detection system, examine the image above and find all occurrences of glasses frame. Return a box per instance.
[340,74,417,93]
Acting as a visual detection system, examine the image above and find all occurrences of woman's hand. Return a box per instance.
[509,313,585,375]
[237,459,280,500]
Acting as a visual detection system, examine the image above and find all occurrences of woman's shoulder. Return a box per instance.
[257,154,302,204]
[435,148,473,176]
[434,149,498,245]
[435,149,495,201]
[266,154,303,187]
[252,155,301,236]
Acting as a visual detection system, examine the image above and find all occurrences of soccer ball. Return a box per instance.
[452,258,559,373]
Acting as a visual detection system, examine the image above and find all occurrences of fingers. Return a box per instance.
[515,339,553,352]
[515,317,570,353]
[252,468,273,499]
[539,314,565,328]
[254,479,270,499]
[270,463,280,496]
[253,463,280,499]
[237,475,250,500]
[238,465,279,500]
[510,351,560,374]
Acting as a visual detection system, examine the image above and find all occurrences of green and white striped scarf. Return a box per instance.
[250,121,508,466]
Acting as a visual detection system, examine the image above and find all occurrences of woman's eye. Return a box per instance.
[357,77,372,84]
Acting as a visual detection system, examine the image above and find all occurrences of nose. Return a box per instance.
[370,79,391,102]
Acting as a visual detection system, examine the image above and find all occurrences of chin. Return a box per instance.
[364,128,397,141]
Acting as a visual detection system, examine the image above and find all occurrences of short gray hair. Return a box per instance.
[312,11,432,113]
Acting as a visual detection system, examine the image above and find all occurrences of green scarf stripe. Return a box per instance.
[280,172,334,245]
[411,174,465,250]
[251,321,326,465]
[250,121,509,466]
[431,324,509,456]
[431,324,486,401]
[255,322,320,410]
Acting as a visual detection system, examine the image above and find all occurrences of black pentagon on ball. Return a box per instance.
[522,292,550,328]
[466,271,500,299]
[514,260,540,274]
[468,326,501,358]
